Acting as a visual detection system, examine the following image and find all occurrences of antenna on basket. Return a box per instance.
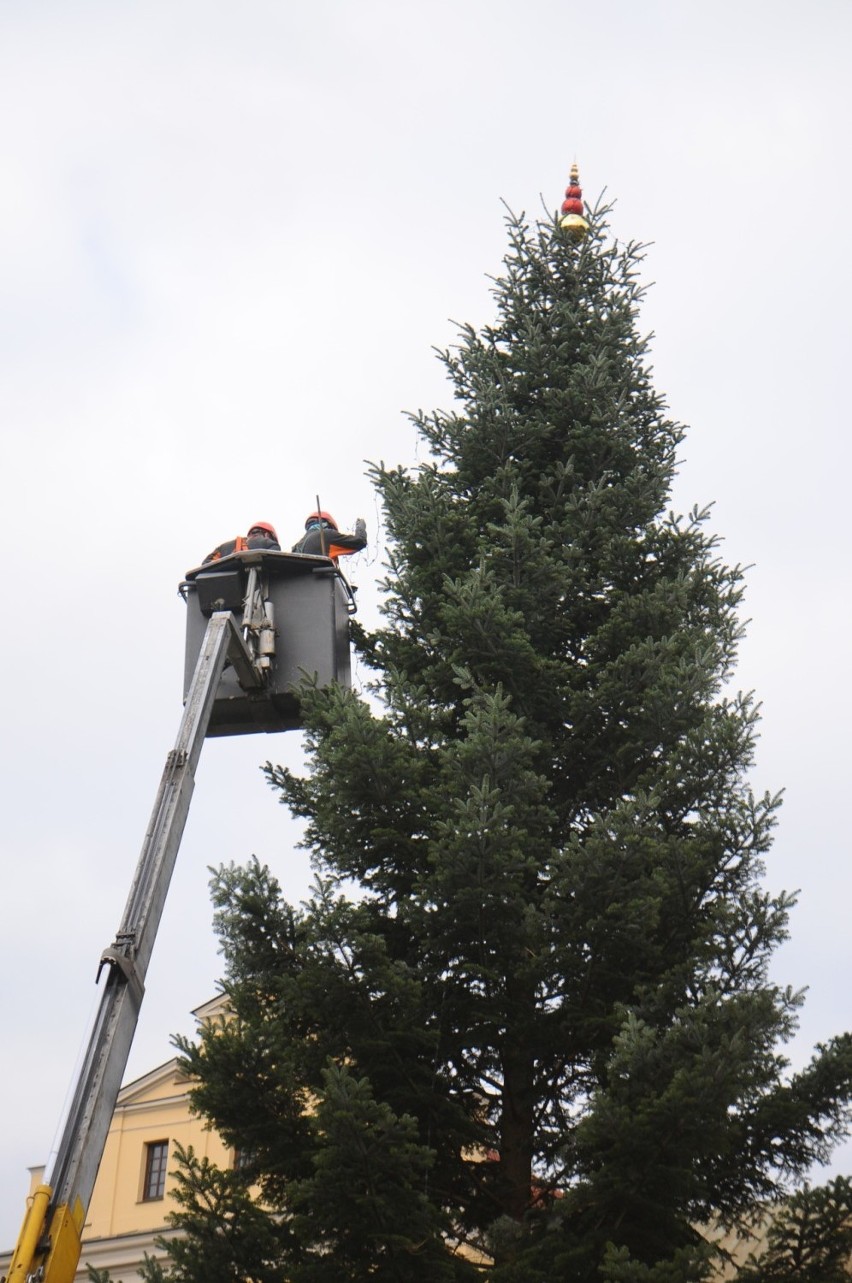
[316,493,327,557]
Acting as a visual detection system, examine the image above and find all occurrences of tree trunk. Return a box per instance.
[499,1029,535,1225]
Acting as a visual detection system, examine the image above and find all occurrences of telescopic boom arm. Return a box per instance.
[5,611,260,1283]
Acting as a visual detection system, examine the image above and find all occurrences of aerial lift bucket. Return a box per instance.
[180,549,354,735]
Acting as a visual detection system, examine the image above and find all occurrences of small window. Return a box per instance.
[143,1141,169,1201]
[233,1144,257,1172]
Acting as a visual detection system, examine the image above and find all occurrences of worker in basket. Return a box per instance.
[202,521,281,564]
[292,510,367,561]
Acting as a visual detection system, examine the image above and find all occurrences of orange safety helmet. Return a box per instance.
[305,510,338,530]
[248,520,278,540]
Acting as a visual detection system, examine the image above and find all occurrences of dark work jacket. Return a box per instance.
[202,534,281,564]
[291,528,366,558]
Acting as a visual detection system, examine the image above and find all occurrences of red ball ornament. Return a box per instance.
[565,185,583,199]
[561,198,584,216]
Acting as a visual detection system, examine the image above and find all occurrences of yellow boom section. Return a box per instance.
[5,1185,85,1283]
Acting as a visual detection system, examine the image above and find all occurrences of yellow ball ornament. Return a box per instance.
[559,211,590,242]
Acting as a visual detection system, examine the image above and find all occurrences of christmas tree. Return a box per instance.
[157,171,852,1282]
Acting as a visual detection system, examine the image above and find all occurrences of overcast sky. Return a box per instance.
[1,0,850,1250]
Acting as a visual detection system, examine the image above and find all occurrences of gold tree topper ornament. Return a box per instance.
[559,162,590,242]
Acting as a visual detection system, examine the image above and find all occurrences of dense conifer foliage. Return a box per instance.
[155,202,852,1281]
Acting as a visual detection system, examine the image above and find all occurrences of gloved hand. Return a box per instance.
[354,517,367,541]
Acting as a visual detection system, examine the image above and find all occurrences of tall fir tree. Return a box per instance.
[159,185,852,1282]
